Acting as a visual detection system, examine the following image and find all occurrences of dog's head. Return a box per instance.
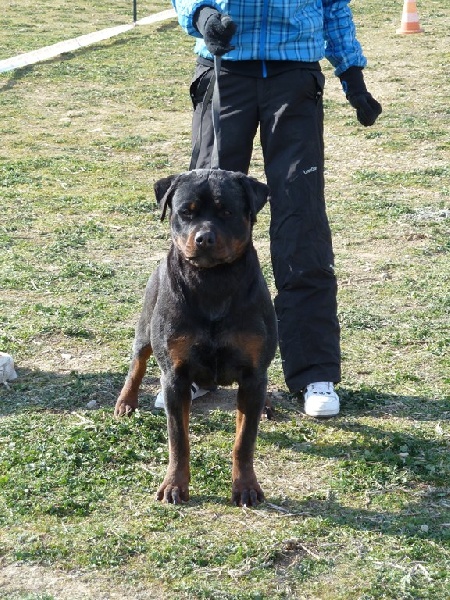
[154,169,269,269]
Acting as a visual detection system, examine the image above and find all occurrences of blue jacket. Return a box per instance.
[171,0,367,75]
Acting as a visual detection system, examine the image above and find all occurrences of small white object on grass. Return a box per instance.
[0,352,18,387]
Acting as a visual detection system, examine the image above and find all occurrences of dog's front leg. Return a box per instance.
[156,382,191,504]
[114,344,152,417]
[231,378,266,507]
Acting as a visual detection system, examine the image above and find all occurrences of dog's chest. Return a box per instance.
[160,312,264,385]
[199,296,233,323]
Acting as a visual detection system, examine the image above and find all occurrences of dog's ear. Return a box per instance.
[154,175,179,221]
[235,173,270,223]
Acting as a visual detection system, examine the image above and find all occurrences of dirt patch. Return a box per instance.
[189,385,289,418]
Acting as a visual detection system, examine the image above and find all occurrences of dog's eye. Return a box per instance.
[221,209,232,217]
[180,207,194,217]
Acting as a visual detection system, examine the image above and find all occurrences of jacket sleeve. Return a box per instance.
[322,0,367,76]
[171,0,226,37]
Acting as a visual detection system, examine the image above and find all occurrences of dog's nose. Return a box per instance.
[195,230,216,247]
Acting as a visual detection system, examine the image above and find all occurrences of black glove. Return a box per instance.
[339,66,382,127]
[194,7,237,56]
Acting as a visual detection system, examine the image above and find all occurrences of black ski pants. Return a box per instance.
[189,62,341,392]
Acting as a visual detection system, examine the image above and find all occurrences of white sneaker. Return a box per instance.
[154,383,212,409]
[304,382,340,417]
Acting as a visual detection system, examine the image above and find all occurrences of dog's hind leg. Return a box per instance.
[114,344,152,417]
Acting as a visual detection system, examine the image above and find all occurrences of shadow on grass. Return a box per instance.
[0,64,35,92]
[1,368,449,546]
[0,366,159,416]
[266,493,450,544]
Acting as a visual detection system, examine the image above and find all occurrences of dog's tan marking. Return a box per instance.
[182,232,197,257]
[227,332,265,369]
[114,344,152,417]
[168,335,197,369]
[225,216,251,260]
[227,237,250,261]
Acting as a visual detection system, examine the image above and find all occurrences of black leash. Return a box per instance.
[190,55,222,170]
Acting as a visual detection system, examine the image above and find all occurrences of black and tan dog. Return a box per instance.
[114,169,277,506]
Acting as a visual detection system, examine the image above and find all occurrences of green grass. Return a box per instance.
[1,0,450,598]
[0,0,170,57]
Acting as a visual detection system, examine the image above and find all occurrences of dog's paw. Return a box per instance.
[156,482,190,504]
[114,397,138,418]
[231,484,265,507]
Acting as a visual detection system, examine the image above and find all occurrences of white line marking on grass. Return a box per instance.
[0,9,176,74]
[136,9,176,26]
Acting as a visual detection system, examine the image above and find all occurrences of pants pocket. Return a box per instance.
[189,65,214,109]
[311,70,325,103]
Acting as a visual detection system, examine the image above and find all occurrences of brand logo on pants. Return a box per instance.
[303,166,317,175]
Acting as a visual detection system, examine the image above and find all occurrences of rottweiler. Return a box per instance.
[114,169,277,507]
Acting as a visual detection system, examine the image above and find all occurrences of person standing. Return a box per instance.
[170,0,382,416]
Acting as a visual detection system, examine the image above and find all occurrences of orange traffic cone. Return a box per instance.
[397,0,424,34]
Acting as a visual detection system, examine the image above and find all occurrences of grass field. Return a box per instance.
[1,1,449,598]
